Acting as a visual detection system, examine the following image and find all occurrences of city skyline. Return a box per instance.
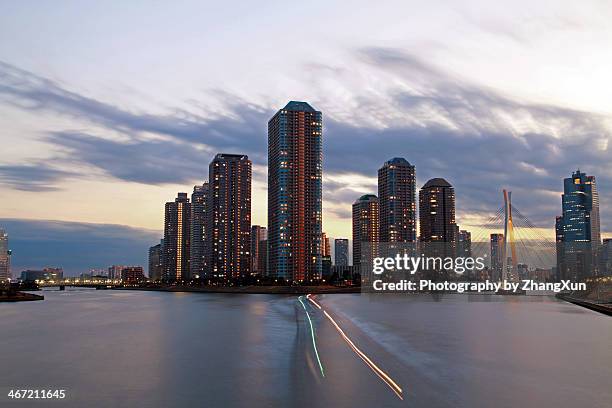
[1,2,611,273]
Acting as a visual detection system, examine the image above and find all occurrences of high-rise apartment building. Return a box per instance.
[251,225,267,276]
[378,158,416,243]
[190,183,210,279]
[209,153,252,279]
[352,194,379,267]
[163,192,191,281]
[268,101,323,282]
[0,228,10,281]
[334,238,349,266]
[419,178,457,251]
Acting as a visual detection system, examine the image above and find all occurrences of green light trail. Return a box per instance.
[298,296,325,378]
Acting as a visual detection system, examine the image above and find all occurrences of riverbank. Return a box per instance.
[0,292,44,302]
[556,294,612,316]
[114,284,361,295]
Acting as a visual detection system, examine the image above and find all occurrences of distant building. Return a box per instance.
[352,194,379,267]
[600,239,612,276]
[0,228,10,281]
[20,267,63,281]
[321,255,332,279]
[209,153,252,279]
[190,183,210,279]
[556,170,602,280]
[334,238,349,266]
[268,101,323,282]
[163,192,191,282]
[457,230,472,258]
[322,232,331,257]
[148,241,163,280]
[108,265,126,280]
[378,158,416,243]
[121,266,145,284]
[490,234,504,281]
[251,225,267,276]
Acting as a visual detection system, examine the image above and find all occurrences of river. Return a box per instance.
[1,289,610,407]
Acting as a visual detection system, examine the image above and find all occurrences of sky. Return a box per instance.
[0,0,611,274]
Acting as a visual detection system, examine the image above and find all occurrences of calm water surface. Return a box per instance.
[1,289,610,407]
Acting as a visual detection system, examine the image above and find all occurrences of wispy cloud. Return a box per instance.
[0,163,77,191]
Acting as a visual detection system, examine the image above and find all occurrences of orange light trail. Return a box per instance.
[308,294,403,400]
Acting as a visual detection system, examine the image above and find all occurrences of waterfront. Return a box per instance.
[1,289,611,407]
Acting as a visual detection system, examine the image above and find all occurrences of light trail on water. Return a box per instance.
[310,294,404,400]
[298,296,325,378]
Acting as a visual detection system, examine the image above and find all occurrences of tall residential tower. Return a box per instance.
[378,158,416,244]
[268,101,323,282]
[209,153,252,279]
[352,194,379,267]
[163,193,191,281]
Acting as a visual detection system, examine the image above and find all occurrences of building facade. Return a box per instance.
[190,183,210,279]
[352,194,379,267]
[163,192,191,281]
[121,266,145,283]
[209,153,252,279]
[251,225,268,276]
[378,158,416,244]
[268,101,323,282]
[334,238,349,266]
[419,178,457,263]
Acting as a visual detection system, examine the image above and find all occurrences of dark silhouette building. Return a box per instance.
[334,238,349,266]
[163,192,191,282]
[209,153,252,279]
[148,240,163,280]
[268,101,323,282]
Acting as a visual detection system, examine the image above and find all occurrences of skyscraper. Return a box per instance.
[352,194,379,267]
[190,183,210,279]
[334,238,349,266]
[148,240,163,281]
[251,225,268,276]
[209,153,252,279]
[490,233,504,281]
[268,101,323,282]
[163,192,191,282]
[419,178,457,246]
[0,228,10,281]
[378,158,416,244]
[556,169,602,280]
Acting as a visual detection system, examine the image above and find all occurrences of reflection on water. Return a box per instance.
[1,289,610,408]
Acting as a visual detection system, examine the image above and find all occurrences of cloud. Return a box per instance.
[0,48,610,233]
[0,218,160,275]
[0,164,77,191]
